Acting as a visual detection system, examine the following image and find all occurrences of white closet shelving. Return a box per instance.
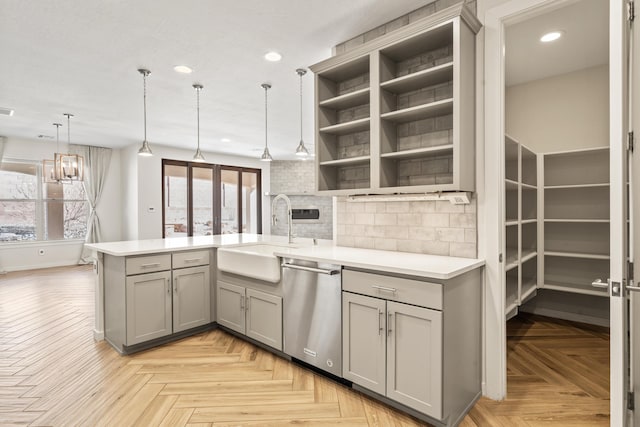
[504,135,538,320]
[540,147,610,297]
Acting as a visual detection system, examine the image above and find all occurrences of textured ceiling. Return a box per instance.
[0,0,431,159]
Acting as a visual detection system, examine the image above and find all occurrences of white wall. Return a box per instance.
[120,144,139,240]
[0,136,122,272]
[128,143,271,240]
[506,64,609,153]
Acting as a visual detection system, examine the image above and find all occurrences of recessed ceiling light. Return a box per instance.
[174,65,193,74]
[221,138,231,143]
[0,107,14,116]
[264,51,282,62]
[540,31,563,43]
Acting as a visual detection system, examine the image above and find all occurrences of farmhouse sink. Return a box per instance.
[217,244,297,283]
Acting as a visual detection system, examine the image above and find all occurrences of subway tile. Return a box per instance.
[364,225,386,238]
[423,213,450,227]
[465,228,477,243]
[408,226,436,240]
[354,236,375,249]
[337,235,354,247]
[346,202,365,213]
[449,242,477,258]
[449,213,476,228]
[409,201,436,213]
[435,200,465,213]
[354,213,375,225]
[397,213,422,226]
[375,213,397,225]
[421,240,450,256]
[436,227,465,242]
[338,212,355,224]
[397,239,423,254]
[385,201,411,213]
[383,225,409,240]
[374,238,397,251]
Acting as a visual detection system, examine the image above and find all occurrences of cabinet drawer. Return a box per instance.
[173,250,210,269]
[126,254,171,276]
[342,269,442,310]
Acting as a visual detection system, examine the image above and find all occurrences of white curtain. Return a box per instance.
[71,144,112,263]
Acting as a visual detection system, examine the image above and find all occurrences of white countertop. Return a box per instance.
[86,234,484,280]
[273,245,483,280]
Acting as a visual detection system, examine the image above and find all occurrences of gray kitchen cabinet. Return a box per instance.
[125,271,172,346]
[342,291,386,395]
[342,291,443,419]
[342,267,479,426]
[104,249,214,353]
[217,281,283,351]
[173,265,211,333]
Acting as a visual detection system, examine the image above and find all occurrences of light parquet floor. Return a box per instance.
[0,266,610,426]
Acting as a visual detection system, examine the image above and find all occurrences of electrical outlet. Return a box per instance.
[38,249,45,256]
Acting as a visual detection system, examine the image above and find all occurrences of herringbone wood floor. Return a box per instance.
[0,266,610,426]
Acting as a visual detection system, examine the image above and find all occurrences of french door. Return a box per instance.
[162,160,261,237]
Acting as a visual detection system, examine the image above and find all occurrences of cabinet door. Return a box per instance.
[342,292,386,395]
[125,271,172,345]
[387,301,442,419]
[245,288,282,351]
[217,281,245,334]
[173,266,211,333]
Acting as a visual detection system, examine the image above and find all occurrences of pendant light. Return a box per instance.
[260,83,273,162]
[137,68,153,156]
[295,68,309,158]
[192,84,205,162]
[53,113,84,182]
[43,123,63,184]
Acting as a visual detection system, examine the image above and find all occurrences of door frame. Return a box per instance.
[481,0,626,411]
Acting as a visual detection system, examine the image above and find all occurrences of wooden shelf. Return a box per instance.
[521,183,537,190]
[380,62,453,94]
[380,144,453,160]
[544,183,609,190]
[544,219,610,223]
[521,219,537,225]
[521,250,537,264]
[505,179,518,189]
[506,220,518,226]
[319,156,370,167]
[505,250,519,271]
[319,118,370,135]
[319,88,370,110]
[541,282,608,297]
[521,280,537,302]
[545,251,610,261]
[381,98,453,123]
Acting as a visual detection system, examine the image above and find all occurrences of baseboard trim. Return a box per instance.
[93,329,104,341]
[519,307,609,327]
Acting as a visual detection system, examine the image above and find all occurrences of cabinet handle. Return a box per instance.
[183,258,201,263]
[378,310,384,336]
[387,312,393,336]
[174,277,178,293]
[240,295,244,310]
[245,297,250,312]
[141,263,161,268]
[167,278,170,294]
[372,285,397,295]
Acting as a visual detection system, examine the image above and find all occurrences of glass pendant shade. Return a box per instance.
[295,68,309,157]
[192,84,205,162]
[54,152,84,181]
[137,69,153,157]
[193,147,205,162]
[260,83,273,161]
[295,140,309,156]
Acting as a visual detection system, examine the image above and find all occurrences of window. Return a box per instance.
[0,160,88,242]
[162,160,261,237]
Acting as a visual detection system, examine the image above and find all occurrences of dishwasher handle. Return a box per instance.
[282,263,340,275]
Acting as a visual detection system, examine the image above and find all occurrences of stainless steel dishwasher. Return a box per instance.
[282,258,342,377]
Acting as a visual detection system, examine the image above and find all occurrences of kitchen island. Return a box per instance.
[87,235,484,427]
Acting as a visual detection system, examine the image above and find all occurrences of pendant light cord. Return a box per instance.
[143,72,147,142]
[299,72,303,142]
[196,86,200,150]
[264,85,268,150]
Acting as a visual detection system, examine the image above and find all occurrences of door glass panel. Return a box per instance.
[164,164,188,237]
[221,169,239,234]
[192,167,213,236]
[242,171,258,233]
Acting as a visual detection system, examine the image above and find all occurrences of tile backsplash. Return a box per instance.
[335,196,477,258]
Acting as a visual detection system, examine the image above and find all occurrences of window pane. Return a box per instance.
[221,169,239,234]
[0,162,37,199]
[242,172,259,233]
[64,201,89,239]
[164,164,188,237]
[192,167,213,236]
[0,201,36,241]
[63,180,86,200]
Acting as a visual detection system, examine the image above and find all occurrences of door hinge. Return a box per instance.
[628,391,635,410]
[499,253,503,263]
[630,261,635,282]
[629,131,635,152]
[630,0,636,22]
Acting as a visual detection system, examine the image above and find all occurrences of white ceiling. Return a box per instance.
[0,0,432,160]
[505,0,608,87]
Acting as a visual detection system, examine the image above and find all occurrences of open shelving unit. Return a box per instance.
[540,147,610,297]
[311,4,480,194]
[503,135,539,320]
